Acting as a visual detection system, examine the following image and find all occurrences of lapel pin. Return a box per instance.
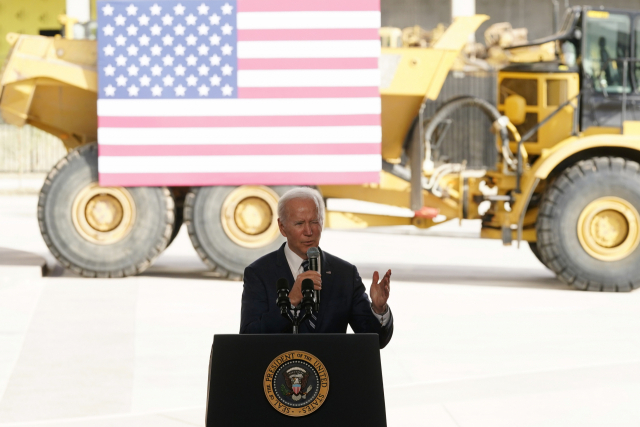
[326,271,331,274]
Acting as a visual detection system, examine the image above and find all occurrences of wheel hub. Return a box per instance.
[577,197,640,261]
[221,186,280,249]
[72,183,136,244]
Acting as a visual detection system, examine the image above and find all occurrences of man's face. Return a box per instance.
[278,198,322,259]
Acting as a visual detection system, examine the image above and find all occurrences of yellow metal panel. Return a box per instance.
[0,0,65,58]
[0,81,35,126]
[380,94,422,161]
[325,212,412,229]
[433,15,489,50]
[623,121,640,135]
[582,126,620,136]
[380,48,446,96]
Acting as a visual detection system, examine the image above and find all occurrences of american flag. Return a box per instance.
[97,0,382,187]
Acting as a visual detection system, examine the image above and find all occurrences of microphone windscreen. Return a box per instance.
[301,278,314,292]
[306,247,319,258]
[276,278,289,291]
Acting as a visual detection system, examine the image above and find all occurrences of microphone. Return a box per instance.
[301,278,315,315]
[276,278,290,316]
[306,247,320,313]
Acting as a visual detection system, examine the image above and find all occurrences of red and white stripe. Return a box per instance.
[98,0,381,187]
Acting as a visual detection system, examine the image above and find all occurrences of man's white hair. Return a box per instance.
[278,187,325,226]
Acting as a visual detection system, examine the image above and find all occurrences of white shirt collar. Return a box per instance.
[283,242,321,280]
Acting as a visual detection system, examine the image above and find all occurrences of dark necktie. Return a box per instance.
[300,260,316,330]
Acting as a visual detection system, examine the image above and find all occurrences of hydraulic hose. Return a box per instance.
[422,95,514,171]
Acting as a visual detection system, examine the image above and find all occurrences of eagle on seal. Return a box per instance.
[282,367,313,401]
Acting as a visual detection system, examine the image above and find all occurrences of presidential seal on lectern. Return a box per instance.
[263,350,330,417]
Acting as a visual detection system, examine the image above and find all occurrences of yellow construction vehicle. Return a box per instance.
[2,6,640,292]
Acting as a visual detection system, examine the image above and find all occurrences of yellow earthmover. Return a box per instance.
[2,7,640,291]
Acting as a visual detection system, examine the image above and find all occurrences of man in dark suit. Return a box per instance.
[240,187,393,349]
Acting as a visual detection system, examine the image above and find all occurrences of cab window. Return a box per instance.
[583,11,630,93]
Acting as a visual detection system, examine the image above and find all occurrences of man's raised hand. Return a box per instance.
[370,269,391,315]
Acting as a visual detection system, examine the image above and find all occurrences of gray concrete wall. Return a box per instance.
[381,0,640,43]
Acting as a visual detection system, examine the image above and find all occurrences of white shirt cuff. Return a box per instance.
[371,304,390,326]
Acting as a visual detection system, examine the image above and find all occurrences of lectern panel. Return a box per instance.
[206,334,386,426]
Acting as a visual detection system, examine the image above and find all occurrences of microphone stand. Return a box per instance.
[280,304,313,334]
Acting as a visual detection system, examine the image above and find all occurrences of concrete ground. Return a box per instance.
[0,195,639,427]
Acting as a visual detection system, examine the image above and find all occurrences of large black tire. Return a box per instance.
[184,185,294,280]
[536,157,640,292]
[38,144,175,277]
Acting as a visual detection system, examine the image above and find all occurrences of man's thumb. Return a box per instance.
[372,271,379,285]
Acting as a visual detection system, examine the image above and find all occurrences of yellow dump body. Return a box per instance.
[380,15,488,162]
[0,34,97,150]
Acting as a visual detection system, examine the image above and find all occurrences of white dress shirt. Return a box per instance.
[283,243,390,327]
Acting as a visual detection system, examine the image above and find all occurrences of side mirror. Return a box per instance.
[504,94,526,125]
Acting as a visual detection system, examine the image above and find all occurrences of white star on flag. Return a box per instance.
[162,55,175,66]
[127,64,139,76]
[138,34,150,46]
[103,45,115,56]
[103,24,114,36]
[221,84,233,96]
[162,34,174,45]
[186,34,198,45]
[128,85,139,96]
[104,84,116,96]
[186,14,197,25]
[221,23,233,35]
[209,34,221,45]
[139,55,151,66]
[209,74,221,86]
[198,84,210,96]
[221,64,233,76]
[127,24,138,36]
[139,75,151,86]
[150,3,161,16]
[115,14,126,26]
[175,85,186,96]
[162,14,174,25]
[197,24,209,35]
[138,14,150,25]
[186,54,198,66]
[150,24,162,35]
[150,44,162,55]
[115,54,127,66]
[197,64,209,75]
[174,3,186,15]
[174,24,185,35]
[209,54,221,66]
[127,44,139,56]
[197,3,209,15]
[104,64,116,76]
[126,4,138,15]
[163,75,175,86]
[116,75,128,86]
[102,4,114,16]
[115,34,127,46]
[151,84,163,96]
[186,75,198,86]
[151,64,162,76]
[174,64,186,76]
[198,44,209,56]
[174,45,186,55]
[221,44,233,55]
[209,14,221,25]
[221,3,233,15]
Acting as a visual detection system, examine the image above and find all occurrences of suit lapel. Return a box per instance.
[315,247,333,331]
[275,243,295,290]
